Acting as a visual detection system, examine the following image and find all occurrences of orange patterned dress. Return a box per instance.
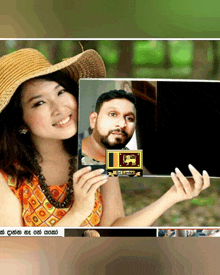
[2,172,102,227]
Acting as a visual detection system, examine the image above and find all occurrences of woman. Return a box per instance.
[0,48,210,227]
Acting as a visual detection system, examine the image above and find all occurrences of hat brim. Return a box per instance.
[0,49,106,112]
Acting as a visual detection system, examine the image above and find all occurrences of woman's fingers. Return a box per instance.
[202,170,210,190]
[171,172,183,190]
[71,167,109,220]
[87,177,108,194]
[188,164,203,190]
[188,164,210,190]
[171,165,210,201]
[74,167,108,194]
[83,174,108,193]
[175,167,193,197]
[75,168,105,187]
[73,166,92,183]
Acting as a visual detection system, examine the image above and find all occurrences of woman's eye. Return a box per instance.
[32,101,45,108]
[58,89,66,96]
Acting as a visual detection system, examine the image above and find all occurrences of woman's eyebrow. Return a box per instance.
[26,84,62,104]
[27,95,43,104]
[54,84,62,90]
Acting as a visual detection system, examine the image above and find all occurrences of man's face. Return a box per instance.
[91,98,136,149]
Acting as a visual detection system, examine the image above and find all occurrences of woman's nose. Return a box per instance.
[51,100,65,116]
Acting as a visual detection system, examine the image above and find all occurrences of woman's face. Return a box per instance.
[21,79,78,143]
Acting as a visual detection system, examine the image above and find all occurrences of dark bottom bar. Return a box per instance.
[65,228,156,237]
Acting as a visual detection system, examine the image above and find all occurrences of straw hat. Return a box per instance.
[0,48,106,112]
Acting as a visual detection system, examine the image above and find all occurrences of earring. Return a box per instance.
[19,127,28,134]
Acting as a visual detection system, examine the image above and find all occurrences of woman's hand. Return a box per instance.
[169,164,210,204]
[71,166,108,221]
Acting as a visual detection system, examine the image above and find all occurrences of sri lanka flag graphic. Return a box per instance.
[106,150,143,177]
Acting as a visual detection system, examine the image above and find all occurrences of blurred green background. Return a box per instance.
[120,177,219,227]
[1,40,220,80]
[1,0,220,37]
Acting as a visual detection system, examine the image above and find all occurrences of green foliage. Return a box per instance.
[60,41,74,56]
[5,41,17,53]
[97,41,119,65]
[122,180,220,226]
[133,40,193,67]
[133,41,164,67]
[169,40,193,66]
[38,44,49,59]
[1,39,219,80]
[190,197,215,206]
[133,66,192,78]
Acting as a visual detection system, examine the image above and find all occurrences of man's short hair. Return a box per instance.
[95,90,137,114]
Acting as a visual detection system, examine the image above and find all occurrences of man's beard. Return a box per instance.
[100,128,132,149]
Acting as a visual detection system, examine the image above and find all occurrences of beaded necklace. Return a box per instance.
[33,156,75,208]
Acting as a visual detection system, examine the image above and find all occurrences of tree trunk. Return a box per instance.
[191,41,212,79]
[116,41,132,77]
[163,40,171,69]
[211,41,220,79]
[0,41,8,56]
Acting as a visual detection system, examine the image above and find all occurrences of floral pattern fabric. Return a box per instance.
[2,172,102,227]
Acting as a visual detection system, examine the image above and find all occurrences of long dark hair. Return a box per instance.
[0,71,78,188]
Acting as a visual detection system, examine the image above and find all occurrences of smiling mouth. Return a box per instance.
[53,115,71,127]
